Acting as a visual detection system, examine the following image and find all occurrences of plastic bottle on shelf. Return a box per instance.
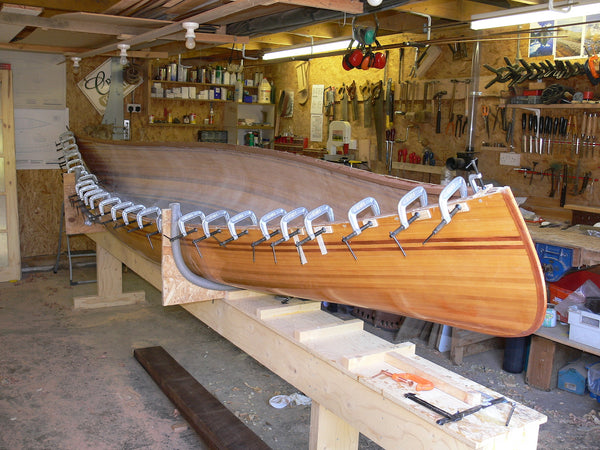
[258,78,271,104]
[208,103,214,125]
[235,79,243,103]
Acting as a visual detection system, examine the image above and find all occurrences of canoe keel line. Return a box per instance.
[59,133,546,337]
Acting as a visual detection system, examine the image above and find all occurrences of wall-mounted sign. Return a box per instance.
[77,58,142,115]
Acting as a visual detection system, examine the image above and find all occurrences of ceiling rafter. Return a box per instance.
[0,11,167,36]
[75,0,364,59]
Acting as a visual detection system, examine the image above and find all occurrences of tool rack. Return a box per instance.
[66,195,547,448]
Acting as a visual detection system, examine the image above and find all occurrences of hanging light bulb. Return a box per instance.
[71,56,81,74]
[182,22,199,50]
[118,43,130,66]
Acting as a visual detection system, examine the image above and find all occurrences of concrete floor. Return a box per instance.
[1,261,599,449]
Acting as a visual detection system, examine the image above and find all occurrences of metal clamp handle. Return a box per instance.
[75,178,95,194]
[178,210,205,237]
[77,184,98,199]
[202,210,230,237]
[227,210,257,240]
[83,188,105,206]
[137,207,162,233]
[66,158,83,171]
[111,201,133,221]
[439,176,468,224]
[67,164,85,174]
[122,204,145,226]
[76,173,97,184]
[259,208,287,240]
[89,192,110,210]
[348,197,380,235]
[98,197,121,215]
[397,186,428,229]
[304,205,334,240]
[57,131,75,143]
[281,207,308,241]
[468,173,483,193]
[63,142,78,151]
[63,149,81,161]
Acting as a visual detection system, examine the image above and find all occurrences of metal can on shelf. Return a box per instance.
[543,304,557,327]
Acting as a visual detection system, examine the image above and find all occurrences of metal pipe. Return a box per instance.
[407,11,432,41]
[466,39,481,153]
[170,202,239,292]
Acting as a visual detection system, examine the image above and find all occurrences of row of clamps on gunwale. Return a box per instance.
[57,132,163,250]
[57,131,486,262]
[173,175,484,264]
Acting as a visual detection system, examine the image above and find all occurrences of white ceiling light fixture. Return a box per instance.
[71,56,81,74]
[471,0,600,30]
[117,43,130,66]
[182,22,199,50]
[262,38,352,61]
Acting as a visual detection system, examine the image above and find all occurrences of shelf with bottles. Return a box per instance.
[151,80,236,88]
[147,122,216,128]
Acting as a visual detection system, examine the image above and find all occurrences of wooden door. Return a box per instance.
[0,68,20,281]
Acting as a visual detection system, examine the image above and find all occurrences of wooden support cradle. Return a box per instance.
[72,207,547,449]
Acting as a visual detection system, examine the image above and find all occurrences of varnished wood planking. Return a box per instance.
[99,185,544,336]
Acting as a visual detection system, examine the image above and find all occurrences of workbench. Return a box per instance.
[65,204,547,449]
[527,223,600,267]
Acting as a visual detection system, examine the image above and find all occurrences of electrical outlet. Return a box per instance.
[127,103,141,113]
[123,119,130,140]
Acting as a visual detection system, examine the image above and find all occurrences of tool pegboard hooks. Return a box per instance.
[342,16,386,71]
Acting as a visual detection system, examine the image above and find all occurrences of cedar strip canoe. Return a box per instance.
[69,138,546,337]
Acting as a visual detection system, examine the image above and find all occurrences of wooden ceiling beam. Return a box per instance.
[161,31,250,44]
[268,0,363,14]
[395,0,503,22]
[4,0,117,14]
[0,41,83,53]
[75,0,277,59]
[162,0,221,18]
[103,0,144,15]
[0,3,41,43]
[0,11,165,36]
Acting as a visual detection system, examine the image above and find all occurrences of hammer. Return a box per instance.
[434,90,447,134]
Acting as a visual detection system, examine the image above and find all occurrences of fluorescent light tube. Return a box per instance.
[263,39,352,60]
[471,1,600,30]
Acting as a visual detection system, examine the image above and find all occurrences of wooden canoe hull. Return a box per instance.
[75,139,546,337]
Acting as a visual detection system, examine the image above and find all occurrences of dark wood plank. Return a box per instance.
[134,346,270,450]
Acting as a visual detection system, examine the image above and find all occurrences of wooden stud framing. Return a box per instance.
[0,68,20,282]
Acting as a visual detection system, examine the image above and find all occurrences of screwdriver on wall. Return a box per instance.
[521,113,527,153]
[538,115,545,154]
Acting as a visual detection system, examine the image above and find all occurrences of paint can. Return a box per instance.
[543,304,557,327]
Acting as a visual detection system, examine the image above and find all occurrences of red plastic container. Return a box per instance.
[548,270,600,322]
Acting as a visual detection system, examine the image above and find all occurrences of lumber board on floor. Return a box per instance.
[134,346,269,450]
[451,328,502,365]
[525,335,582,391]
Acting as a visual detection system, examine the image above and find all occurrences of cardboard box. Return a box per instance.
[568,309,600,349]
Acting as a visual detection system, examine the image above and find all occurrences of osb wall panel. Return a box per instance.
[17,170,91,258]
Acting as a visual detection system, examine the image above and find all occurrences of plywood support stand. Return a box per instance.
[309,402,359,449]
[73,240,145,309]
[72,208,547,448]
